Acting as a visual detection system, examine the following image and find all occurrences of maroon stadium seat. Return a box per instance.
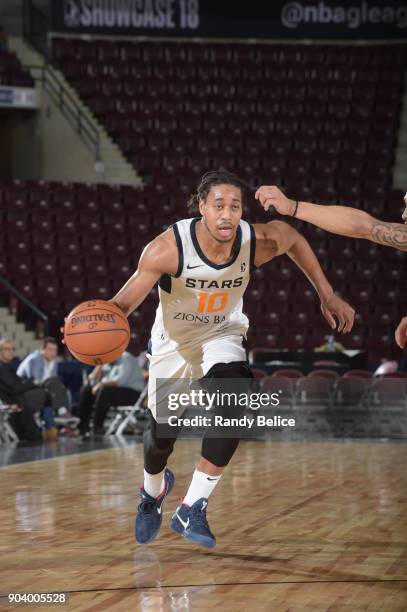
[308,370,338,379]
[343,370,373,379]
[272,369,303,379]
[371,379,407,408]
[297,377,332,406]
[261,376,296,407]
[334,377,371,406]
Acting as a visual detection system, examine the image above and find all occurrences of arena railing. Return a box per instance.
[26,63,101,162]
[0,274,49,339]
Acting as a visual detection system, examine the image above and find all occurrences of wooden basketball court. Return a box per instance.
[1,439,407,611]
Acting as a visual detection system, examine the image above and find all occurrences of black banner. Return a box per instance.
[52,1,407,39]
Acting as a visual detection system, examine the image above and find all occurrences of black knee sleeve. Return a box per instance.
[143,412,178,474]
[202,361,253,384]
[199,360,252,467]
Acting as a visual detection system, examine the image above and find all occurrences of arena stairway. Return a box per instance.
[8,36,142,187]
[0,307,39,359]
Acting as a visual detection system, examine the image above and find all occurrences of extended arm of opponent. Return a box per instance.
[253,221,355,333]
[255,185,407,252]
[256,187,407,347]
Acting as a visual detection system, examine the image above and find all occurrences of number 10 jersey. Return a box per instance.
[150,217,256,354]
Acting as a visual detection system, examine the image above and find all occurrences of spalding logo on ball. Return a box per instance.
[64,299,130,365]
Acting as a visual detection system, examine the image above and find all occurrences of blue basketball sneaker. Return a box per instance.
[135,468,175,544]
[170,498,216,548]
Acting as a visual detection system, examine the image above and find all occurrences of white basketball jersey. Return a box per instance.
[149,217,256,353]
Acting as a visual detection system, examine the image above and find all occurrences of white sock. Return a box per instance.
[183,469,222,507]
[143,468,165,498]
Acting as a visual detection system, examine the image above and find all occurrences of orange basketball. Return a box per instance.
[64,299,130,365]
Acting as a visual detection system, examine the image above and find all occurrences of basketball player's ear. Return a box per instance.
[198,198,205,218]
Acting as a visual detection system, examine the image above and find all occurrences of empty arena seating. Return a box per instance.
[0,180,151,353]
[52,39,406,213]
[259,374,407,409]
[0,48,34,87]
[2,41,406,360]
[50,37,407,361]
[0,170,406,361]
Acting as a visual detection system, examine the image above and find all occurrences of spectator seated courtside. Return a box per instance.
[77,351,145,438]
[0,338,57,442]
[17,337,78,428]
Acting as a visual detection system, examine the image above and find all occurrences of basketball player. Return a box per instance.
[110,171,355,549]
[255,186,407,349]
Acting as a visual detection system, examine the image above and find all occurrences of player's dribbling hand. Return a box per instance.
[255,185,296,215]
[395,316,407,349]
[320,293,355,333]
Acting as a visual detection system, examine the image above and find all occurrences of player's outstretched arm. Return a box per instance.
[109,230,178,317]
[253,221,355,333]
[255,185,407,252]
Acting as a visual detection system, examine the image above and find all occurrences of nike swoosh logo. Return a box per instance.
[206,477,218,481]
[186,264,203,269]
[176,512,190,529]
[157,490,166,514]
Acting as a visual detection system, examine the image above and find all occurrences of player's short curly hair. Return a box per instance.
[187,170,249,213]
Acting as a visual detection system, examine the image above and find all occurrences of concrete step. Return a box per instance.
[105,161,135,170]
[1,316,16,326]
[96,167,133,178]
[102,152,126,162]
[101,143,121,152]
[105,177,140,186]
[0,308,40,359]
[105,176,137,184]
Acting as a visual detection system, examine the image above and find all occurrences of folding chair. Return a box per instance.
[333,377,372,407]
[105,386,148,436]
[261,376,296,408]
[0,400,20,444]
[371,378,407,408]
[296,377,333,407]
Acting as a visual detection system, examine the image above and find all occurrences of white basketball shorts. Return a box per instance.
[147,334,247,420]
